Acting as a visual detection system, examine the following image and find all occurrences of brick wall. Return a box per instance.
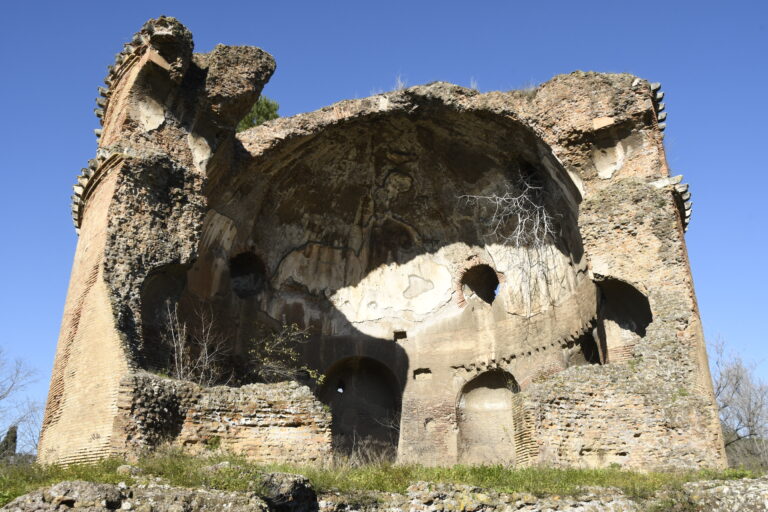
[38,169,131,465]
[112,373,332,465]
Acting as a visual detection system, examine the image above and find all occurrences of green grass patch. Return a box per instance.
[0,457,127,506]
[264,462,754,499]
[0,449,757,507]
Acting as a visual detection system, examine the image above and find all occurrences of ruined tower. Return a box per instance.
[39,17,727,469]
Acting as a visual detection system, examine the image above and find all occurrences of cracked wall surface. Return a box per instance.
[41,17,725,469]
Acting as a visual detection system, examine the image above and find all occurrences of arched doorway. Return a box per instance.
[458,370,521,465]
[319,357,401,460]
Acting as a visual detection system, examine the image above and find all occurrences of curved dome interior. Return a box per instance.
[196,107,590,348]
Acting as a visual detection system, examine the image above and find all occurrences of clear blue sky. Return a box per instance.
[0,0,766,416]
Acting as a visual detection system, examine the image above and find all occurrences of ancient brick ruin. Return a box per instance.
[39,17,727,469]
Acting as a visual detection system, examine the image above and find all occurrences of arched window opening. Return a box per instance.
[596,278,652,337]
[460,264,499,305]
[229,252,267,298]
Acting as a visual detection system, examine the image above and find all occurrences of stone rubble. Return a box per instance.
[6,478,768,512]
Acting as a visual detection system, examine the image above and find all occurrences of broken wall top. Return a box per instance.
[70,16,688,237]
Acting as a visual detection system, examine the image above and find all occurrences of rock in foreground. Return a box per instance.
[5,477,768,511]
[2,480,269,511]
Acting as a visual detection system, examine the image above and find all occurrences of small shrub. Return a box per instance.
[206,436,221,451]
[246,323,324,385]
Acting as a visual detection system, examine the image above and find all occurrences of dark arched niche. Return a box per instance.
[229,252,268,298]
[596,278,652,337]
[461,264,499,304]
[458,370,523,465]
[318,357,402,460]
[565,330,604,366]
[139,263,189,369]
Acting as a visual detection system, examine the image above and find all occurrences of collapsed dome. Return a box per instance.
[213,97,587,342]
[40,11,725,472]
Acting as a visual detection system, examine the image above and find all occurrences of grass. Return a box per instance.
[273,463,754,499]
[0,449,758,507]
[0,457,127,506]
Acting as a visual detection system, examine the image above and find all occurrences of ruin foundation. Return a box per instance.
[39,17,726,470]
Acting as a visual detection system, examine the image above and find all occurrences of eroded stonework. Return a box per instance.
[40,16,725,469]
[111,373,331,465]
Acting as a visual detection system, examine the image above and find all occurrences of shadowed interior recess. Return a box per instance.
[229,252,268,298]
[461,264,500,304]
[318,357,401,458]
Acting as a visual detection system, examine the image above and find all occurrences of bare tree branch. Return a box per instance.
[459,173,559,249]
[14,399,42,455]
[710,337,768,468]
[0,349,35,404]
[161,300,232,387]
[0,347,37,456]
[459,169,567,313]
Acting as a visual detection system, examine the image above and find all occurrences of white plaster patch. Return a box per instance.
[592,133,644,180]
[187,210,237,298]
[188,132,212,173]
[594,143,625,179]
[137,96,165,132]
[200,210,238,253]
[332,256,452,323]
[403,274,435,299]
[539,148,583,206]
[322,253,454,338]
[485,243,583,314]
[588,254,611,278]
